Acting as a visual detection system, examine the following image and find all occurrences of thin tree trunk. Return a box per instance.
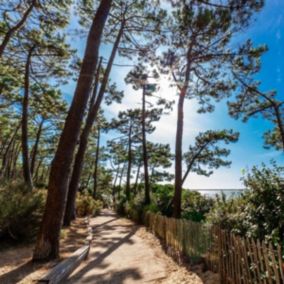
[0,124,20,177]
[21,46,35,188]
[31,118,45,175]
[64,21,124,226]
[172,41,193,218]
[125,124,133,200]
[0,0,35,58]
[34,158,43,184]
[6,138,17,178]
[85,160,95,190]
[173,94,185,218]
[89,56,103,109]
[11,143,21,179]
[118,162,126,199]
[142,86,150,204]
[112,165,120,204]
[93,126,101,199]
[33,0,112,261]
[181,143,209,185]
[133,161,141,194]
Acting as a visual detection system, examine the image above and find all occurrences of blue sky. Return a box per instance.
[64,1,284,190]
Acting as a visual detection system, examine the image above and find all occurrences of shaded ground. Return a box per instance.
[0,217,88,284]
[67,210,218,283]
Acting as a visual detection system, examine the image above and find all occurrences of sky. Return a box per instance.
[63,0,284,190]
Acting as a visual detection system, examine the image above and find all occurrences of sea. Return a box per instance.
[194,189,245,198]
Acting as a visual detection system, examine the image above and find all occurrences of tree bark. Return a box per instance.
[93,126,101,199]
[142,86,150,204]
[0,124,20,177]
[125,124,133,200]
[11,143,21,179]
[21,46,35,189]
[133,161,141,194]
[172,39,194,218]
[173,93,185,218]
[63,21,124,226]
[118,162,126,199]
[31,117,45,176]
[112,165,120,204]
[0,0,35,58]
[33,0,112,261]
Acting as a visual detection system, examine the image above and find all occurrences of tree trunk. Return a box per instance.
[93,126,101,199]
[118,162,126,199]
[31,118,45,176]
[6,138,18,178]
[0,0,35,58]
[133,161,141,194]
[142,86,151,204]
[11,143,21,179]
[0,124,20,177]
[21,46,35,189]
[125,124,133,200]
[173,92,186,218]
[34,158,43,184]
[33,0,112,261]
[63,21,124,226]
[112,165,120,204]
[172,41,193,218]
[89,57,103,109]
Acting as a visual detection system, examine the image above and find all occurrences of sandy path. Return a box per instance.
[67,210,204,284]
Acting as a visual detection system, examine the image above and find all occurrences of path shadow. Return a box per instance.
[91,217,120,230]
[67,225,139,283]
[0,260,47,284]
[77,268,142,284]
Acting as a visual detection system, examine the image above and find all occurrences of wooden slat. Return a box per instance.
[38,245,89,284]
[144,212,284,284]
[277,244,284,282]
[269,243,281,284]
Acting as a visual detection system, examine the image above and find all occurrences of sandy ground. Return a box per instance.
[67,210,219,284]
[0,217,88,284]
[0,211,219,284]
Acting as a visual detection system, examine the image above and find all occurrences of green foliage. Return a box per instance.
[151,184,174,216]
[0,182,46,241]
[242,163,284,242]
[206,192,248,235]
[207,163,284,243]
[117,184,214,222]
[183,129,239,182]
[182,190,214,222]
[76,192,102,217]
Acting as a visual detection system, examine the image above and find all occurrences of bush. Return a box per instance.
[207,163,284,243]
[0,182,46,242]
[182,190,214,222]
[151,184,174,216]
[76,192,102,217]
[206,193,248,234]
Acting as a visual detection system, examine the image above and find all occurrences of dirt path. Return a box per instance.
[0,218,88,284]
[67,210,206,284]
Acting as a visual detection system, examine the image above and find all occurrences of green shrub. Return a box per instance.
[207,163,284,244]
[76,192,102,217]
[0,182,46,241]
[206,192,248,234]
[182,190,214,222]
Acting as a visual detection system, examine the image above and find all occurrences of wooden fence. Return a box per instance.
[144,212,284,284]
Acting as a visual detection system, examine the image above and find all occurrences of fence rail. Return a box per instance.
[144,212,284,284]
